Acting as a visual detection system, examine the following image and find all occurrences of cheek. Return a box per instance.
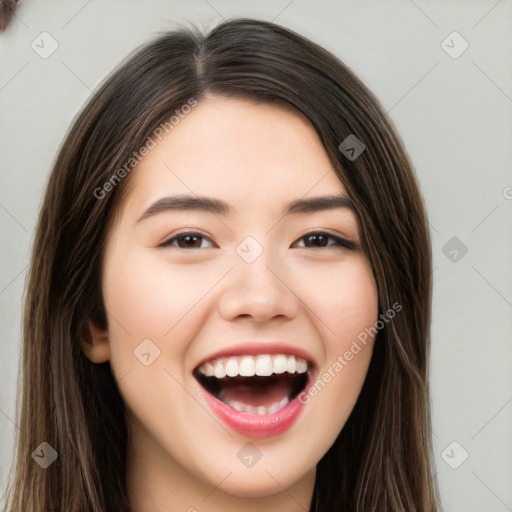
[101,246,233,394]
[325,259,379,381]
[335,261,379,343]
[103,248,219,339]
[292,256,378,344]
[298,257,378,433]
[100,249,201,427]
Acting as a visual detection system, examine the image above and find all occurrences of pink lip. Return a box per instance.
[201,386,307,439]
[193,342,316,438]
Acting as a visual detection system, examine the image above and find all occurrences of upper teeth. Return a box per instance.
[198,354,308,378]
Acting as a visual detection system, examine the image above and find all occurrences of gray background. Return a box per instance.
[1,1,511,510]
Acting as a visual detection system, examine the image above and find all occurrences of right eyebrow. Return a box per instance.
[136,195,233,223]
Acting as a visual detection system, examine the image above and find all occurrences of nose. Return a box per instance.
[218,252,299,323]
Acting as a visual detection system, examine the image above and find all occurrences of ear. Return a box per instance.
[80,319,110,363]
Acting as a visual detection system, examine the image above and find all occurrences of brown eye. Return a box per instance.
[301,233,331,248]
[295,231,356,250]
[159,232,215,249]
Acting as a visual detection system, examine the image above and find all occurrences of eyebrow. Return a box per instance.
[135,193,355,223]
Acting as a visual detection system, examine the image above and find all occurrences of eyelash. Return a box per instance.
[158,230,357,251]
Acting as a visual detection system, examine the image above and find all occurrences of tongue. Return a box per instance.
[220,380,290,408]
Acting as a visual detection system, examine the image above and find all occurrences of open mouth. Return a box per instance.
[194,354,311,416]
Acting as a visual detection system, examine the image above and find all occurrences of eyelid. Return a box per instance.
[293,230,358,250]
[158,229,358,250]
[158,230,216,248]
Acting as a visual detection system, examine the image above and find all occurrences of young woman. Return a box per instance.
[4,17,440,512]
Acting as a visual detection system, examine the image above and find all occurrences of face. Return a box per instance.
[86,95,379,506]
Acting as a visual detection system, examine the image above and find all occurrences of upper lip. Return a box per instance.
[193,342,317,372]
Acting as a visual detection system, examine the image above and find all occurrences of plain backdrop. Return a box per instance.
[1,1,511,510]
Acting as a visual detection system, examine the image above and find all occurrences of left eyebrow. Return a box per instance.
[135,193,355,224]
[285,194,355,215]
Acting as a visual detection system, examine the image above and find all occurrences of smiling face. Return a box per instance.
[82,95,379,510]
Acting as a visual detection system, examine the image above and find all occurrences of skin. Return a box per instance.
[81,95,379,512]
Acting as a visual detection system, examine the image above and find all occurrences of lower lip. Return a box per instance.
[201,388,307,439]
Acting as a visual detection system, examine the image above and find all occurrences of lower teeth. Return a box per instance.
[221,396,290,415]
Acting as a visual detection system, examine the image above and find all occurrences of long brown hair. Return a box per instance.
[4,18,440,511]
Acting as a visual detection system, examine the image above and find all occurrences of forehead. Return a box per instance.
[124,96,347,214]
